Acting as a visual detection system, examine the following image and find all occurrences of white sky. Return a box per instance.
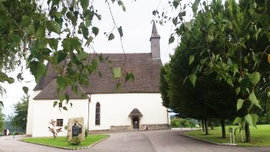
[1,0,183,116]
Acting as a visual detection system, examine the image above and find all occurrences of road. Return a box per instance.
[0,130,269,152]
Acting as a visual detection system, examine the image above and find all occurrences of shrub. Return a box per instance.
[171,118,196,128]
[68,136,81,145]
[85,129,88,138]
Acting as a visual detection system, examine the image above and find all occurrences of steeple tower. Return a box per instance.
[150,22,160,59]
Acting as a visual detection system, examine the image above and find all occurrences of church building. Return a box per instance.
[26,23,169,137]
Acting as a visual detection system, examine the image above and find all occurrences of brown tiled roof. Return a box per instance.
[34,79,87,99]
[34,53,162,99]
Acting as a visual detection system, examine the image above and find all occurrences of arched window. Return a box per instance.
[95,102,100,125]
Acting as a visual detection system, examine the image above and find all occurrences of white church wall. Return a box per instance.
[89,93,168,130]
[26,91,41,135]
[31,99,89,137]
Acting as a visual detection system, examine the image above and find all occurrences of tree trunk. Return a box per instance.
[221,119,226,138]
[245,123,251,142]
[201,120,205,132]
[210,121,214,130]
[204,119,209,135]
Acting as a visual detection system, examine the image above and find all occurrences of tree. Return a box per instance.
[11,95,29,132]
[160,64,170,108]
[0,103,4,133]
[48,119,62,140]
[0,0,130,108]
[159,0,270,142]
[160,45,237,137]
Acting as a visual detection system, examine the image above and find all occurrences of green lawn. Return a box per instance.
[21,134,109,149]
[184,124,270,146]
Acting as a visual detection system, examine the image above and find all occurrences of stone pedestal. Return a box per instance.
[67,117,85,142]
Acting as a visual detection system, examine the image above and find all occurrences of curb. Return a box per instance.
[179,131,237,146]
[19,135,110,150]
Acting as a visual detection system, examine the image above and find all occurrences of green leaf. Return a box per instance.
[48,38,58,51]
[0,72,14,84]
[47,21,61,34]
[72,85,78,94]
[235,87,241,95]
[125,72,135,82]
[207,35,214,42]
[173,0,179,8]
[77,51,88,60]
[245,114,253,126]
[248,91,262,109]
[267,91,270,97]
[22,86,29,94]
[169,36,175,44]
[91,58,98,71]
[92,27,99,36]
[115,82,122,91]
[36,27,45,38]
[55,12,62,19]
[249,72,260,85]
[117,0,126,11]
[113,67,121,79]
[56,76,68,90]
[80,0,89,11]
[86,36,93,46]
[56,51,67,63]
[233,117,242,124]
[189,55,194,65]
[21,15,31,27]
[237,99,244,111]
[29,61,47,83]
[189,74,197,87]
[108,33,115,40]
[0,101,3,107]
[65,94,70,101]
[58,101,63,107]
[251,114,259,127]
[82,25,89,39]
[17,73,23,81]
[63,106,68,111]
[118,26,123,37]
[27,24,35,34]
[53,101,58,107]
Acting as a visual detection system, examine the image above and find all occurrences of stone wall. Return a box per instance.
[89,124,169,134]
[67,117,85,142]
[140,124,169,130]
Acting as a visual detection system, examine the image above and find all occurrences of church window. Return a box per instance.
[95,102,100,125]
[56,119,63,127]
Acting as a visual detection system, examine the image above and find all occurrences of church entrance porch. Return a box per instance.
[129,108,143,130]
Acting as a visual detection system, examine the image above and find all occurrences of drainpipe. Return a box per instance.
[167,108,170,129]
[87,95,91,132]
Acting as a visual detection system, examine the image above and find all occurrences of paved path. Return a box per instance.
[0,130,270,152]
[90,130,269,152]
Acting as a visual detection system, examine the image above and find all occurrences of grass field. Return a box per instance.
[21,134,109,149]
[184,124,270,146]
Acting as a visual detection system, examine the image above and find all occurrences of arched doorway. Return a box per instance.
[132,117,139,129]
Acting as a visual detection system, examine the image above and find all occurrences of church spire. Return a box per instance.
[150,22,160,59]
[150,22,160,39]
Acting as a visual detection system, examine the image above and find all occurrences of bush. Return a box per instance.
[85,130,88,138]
[171,118,196,128]
[68,136,81,145]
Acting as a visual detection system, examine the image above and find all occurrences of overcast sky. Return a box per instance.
[1,0,186,116]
